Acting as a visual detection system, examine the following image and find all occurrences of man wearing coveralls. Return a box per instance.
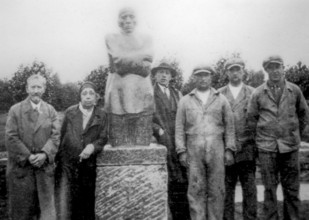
[247,55,309,220]
[219,58,257,220]
[175,65,236,220]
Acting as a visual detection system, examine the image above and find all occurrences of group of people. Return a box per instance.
[5,75,108,220]
[4,6,309,220]
[152,54,309,220]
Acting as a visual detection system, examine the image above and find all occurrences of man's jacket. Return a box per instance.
[247,81,309,152]
[175,88,236,154]
[5,97,60,171]
[219,84,255,162]
[152,83,186,182]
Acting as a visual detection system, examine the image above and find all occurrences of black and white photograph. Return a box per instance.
[1,0,309,219]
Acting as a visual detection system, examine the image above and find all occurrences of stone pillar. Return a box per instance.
[95,144,168,220]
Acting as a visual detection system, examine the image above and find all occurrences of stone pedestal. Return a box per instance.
[95,144,168,220]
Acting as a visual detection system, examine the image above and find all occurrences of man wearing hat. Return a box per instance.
[152,62,190,220]
[247,55,309,219]
[175,65,236,220]
[218,58,257,220]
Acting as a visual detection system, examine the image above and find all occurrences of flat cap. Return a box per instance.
[224,57,245,70]
[262,55,284,69]
[151,62,176,77]
[192,65,214,75]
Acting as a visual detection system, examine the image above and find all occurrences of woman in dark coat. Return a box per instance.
[55,82,108,220]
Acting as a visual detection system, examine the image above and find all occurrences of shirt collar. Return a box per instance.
[264,79,292,91]
[30,100,42,112]
[158,83,169,90]
[267,79,285,89]
[79,103,94,116]
[228,82,243,89]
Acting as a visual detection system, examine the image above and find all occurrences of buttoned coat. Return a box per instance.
[5,97,60,220]
[153,83,185,182]
[55,104,108,220]
[247,81,309,153]
[219,84,255,162]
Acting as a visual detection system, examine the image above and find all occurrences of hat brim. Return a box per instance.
[151,67,176,77]
[263,61,283,69]
[226,64,244,70]
[193,70,212,75]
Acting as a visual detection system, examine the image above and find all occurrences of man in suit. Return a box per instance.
[152,62,190,220]
[218,58,257,220]
[5,74,60,220]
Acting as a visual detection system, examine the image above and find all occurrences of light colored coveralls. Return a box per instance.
[175,88,236,220]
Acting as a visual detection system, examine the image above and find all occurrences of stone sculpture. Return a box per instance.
[104,7,154,147]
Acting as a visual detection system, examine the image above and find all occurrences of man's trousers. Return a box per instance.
[258,150,300,220]
[224,161,257,220]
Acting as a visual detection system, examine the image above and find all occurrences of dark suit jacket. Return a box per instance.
[153,83,186,183]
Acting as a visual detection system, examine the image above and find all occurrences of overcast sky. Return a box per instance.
[1,0,309,83]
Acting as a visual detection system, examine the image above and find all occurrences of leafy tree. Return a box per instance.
[59,82,80,110]
[83,65,109,106]
[181,75,196,95]
[285,62,309,99]
[0,78,14,111]
[246,70,265,88]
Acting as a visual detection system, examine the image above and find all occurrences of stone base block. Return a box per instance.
[95,144,168,220]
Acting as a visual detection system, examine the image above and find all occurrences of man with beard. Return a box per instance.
[152,62,190,220]
[247,55,309,219]
[218,58,257,220]
[5,74,60,220]
[175,65,236,220]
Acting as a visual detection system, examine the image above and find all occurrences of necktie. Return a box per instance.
[164,87,170,99]
[30,107,39,124]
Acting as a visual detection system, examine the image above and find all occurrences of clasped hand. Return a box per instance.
[29,153,47,168]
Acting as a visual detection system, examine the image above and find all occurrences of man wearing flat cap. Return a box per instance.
[247,55,309,219]
[152,62,190,220]
[175,65,236,220]
[219,58,257,220]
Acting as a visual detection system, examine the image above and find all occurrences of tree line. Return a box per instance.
[1,58,309,112]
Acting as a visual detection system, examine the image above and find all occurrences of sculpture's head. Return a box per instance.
[118,7,136,34]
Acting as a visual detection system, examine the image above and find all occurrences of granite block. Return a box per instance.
[95,144,168,220]
[97,144,167,165]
